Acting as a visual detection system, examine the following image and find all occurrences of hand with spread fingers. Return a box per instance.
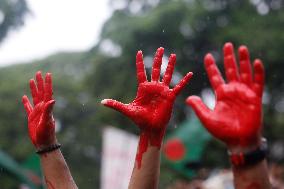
[102,47,192,189]
[22,71,56,149]
[187,42,264,149]
[102,47,192,169]
[187,43,270,189]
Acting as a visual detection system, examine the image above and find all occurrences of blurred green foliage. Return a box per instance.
[0,0,28,43]
[0,0,283,188]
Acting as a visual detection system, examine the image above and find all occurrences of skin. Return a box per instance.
[22,71,78,189]
[187,42,271,189]
[102,47,192,189]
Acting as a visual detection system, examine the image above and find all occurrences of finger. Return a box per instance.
[29,79,39,105]
[29,102,44,122]
[162,54,176,86]
[253,59,265,97]
[151,47,164,82]
[44,73,53,102]
[223,42,240,82]
[101,99,132,117]
[36,71,44,101]
[186,96,213,128]
[38,100,56,137]
[136,50,147,84]
[204,53,225,90]
[22,95,33,116]
[43,100,56,118]
[238,45,253,86]
[172,72,193,96]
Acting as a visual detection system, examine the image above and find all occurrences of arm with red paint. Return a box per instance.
[22,71,78,189]
[101,47,193,189]
[186,43,271,189]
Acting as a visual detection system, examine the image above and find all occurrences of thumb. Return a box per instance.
[37,100,56,146]
[101,99,132,117]
[43,100,56,117]
[38,100,55,133]
[186,96,212,125]
[101,99,134,117]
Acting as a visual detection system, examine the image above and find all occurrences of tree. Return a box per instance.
[0,0,29,43]
[0,0,283,188]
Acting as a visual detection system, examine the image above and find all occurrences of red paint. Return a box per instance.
[230,153,245,166]
[246,182,261,189]
[163,138,186,161]
[45,178,55,189]
[102,47,193,168]
[187,42,264,147]
[136,131,149,169]
[22,71,56,148]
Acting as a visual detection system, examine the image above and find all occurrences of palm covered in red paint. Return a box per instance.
[22,71,56,148]
[102,47,193,133]
[187,43,264,147]
[127,82,176,130]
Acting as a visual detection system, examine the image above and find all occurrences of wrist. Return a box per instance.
[227,136,262,154]
[228,138,268,167]
[36,143,61,155]
[228,143,260,154]
[140,128,166,148]
[36,137,58,150]
[136,128,165,168]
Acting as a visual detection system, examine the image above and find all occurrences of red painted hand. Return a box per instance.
[102,47,193,168]
[22,71,56,149]
[187,43,264,149]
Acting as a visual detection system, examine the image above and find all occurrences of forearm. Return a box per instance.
[40,149,78,189]
[128,135,161,189]
[23,72,77,189]
[228,142,271,189]
[232,160,271,189]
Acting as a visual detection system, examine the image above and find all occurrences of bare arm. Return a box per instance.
[128,146,160,189]
[102,48,193,189]
[187,43,271,189]
[22,71,78,189]
[228,142,270,189]
[40,150,77,189]
[232,160,270,188]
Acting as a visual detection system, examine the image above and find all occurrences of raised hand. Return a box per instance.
[102,47,193,168]
[22,71,56,149]
[187,43,264,149]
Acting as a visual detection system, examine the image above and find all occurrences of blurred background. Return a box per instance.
[0,0,283,188]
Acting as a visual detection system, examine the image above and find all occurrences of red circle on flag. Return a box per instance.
[163,138,186,161]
